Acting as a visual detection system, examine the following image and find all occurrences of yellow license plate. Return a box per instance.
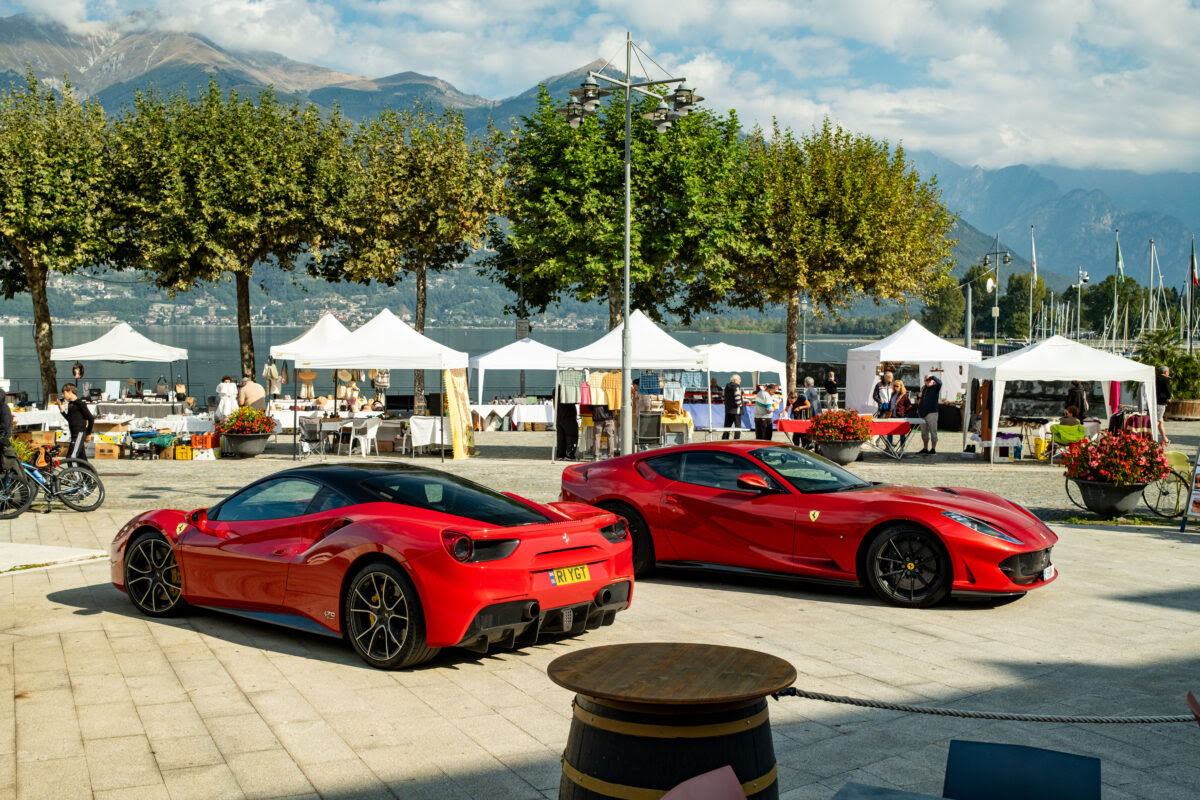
[549,564,590,586]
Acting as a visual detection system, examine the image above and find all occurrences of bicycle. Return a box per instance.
[0,446,105,519]
[1142,450,1192,519]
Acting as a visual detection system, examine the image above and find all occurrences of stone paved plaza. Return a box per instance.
[2,428,1199,799]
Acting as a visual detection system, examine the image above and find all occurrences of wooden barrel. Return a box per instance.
[560,694,779,799]
[1165,399,1200,420]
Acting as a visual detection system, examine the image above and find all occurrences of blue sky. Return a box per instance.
[6,0,1200,171]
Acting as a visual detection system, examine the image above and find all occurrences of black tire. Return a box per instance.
[54,457,97,476]
[56,466,105,512]
[0,466,33,520]
[597,500,655,577]
[1065,477,1086,511]
[864,525,951,608]
[342,561,439,669]
[124,531,187,617]
[1143,470,1190,518]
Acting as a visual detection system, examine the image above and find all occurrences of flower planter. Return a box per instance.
[1070,478,1146,518]
[817,439,864,465]
[222,433,271,458]
[1164,399,1200,421]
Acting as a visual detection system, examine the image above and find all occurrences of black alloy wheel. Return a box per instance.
[0,466,33,520]
[1142,470,1190,518]
[597,500,655,576]
[343,562,438,669]
[57,466,105,512]
[865,526,951,608]
[125,532,187,617]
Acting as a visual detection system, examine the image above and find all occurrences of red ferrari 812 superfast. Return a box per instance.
[111,463,634,668]
[561,441,1057,607]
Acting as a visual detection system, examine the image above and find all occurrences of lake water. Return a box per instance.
[0,324,867,402]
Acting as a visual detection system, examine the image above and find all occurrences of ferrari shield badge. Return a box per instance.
[809,510,820,522]
[175,523,187,536]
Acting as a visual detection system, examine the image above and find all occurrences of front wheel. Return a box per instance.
[342,561,439,669]
[0,466,33,519]
[57,466,105,512]
[124,532,187,617]
[597,500,655,577]
[865,526,951,608]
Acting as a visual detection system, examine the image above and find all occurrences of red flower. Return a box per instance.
[809,410,873,442]
[215,407,276,436]
[1062,431,1168,486]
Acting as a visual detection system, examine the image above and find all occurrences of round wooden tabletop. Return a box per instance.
[547,642,796,706]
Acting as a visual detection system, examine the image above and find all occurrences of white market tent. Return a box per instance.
[845,320,981,413]
[557,310,707,370]
[298,309,468,370]
[468,337,562,404]
[692,342,785,385]
[51,322,189,401]
[964,336,1158,460]
[269,313,350,361]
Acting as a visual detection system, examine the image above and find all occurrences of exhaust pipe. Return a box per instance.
[596,588,613,606]
[523,600,540,620]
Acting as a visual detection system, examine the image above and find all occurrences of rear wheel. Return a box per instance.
[124,532,187,617]
[0,466,33,520]
[342,561,439,669]
[56,466,105,512]
[1143,470,1190,518]
[597,500,655,577]
[865,525,951,608]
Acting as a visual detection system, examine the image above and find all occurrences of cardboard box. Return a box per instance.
[192,448,216,461]
[29,430,57,447]
[95,443,121,460]
[159,445,174,460]
[377,440,394,453]
[174,445,192,461]
[93,421,129,434]
[532,423,547,432]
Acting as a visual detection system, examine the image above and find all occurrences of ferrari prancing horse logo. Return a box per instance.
[809,510,820,522]
[175,523,187,536]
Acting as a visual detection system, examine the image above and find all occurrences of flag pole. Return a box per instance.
[1028,225,1036,342]
[1190,234,1196,354]
[1113,229,1123,353]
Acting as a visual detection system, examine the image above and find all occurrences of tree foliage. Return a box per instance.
[740,118,956,393]
[111,81,354,376]
[999,272,1048,338]
[0,72,114,399]
[920,277,966,338]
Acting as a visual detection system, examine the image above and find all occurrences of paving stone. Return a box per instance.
[160,763,244,800]
[149,734,225,772]
[77,700,145,740]
[84,734,161,791]
[205,713,281,756]
[224,748,314,799]
[16,755,90,800]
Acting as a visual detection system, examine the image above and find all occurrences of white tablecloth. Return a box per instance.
[511,403,554,425]
[12,410,68,430]
[270,410,381,433]
[163,415,215,434]
[408,416,448,448]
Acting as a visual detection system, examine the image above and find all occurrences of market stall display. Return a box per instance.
[845,320,980,414]
[469,337,563,404]
[50,322,190,403]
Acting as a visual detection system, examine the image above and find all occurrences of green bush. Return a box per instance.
[1136,329,1200,400]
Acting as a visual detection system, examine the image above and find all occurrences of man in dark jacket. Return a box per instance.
[59,383,95,461]
[722,374,744,440]
[1156,365,1171,443]
[916,374,943,455]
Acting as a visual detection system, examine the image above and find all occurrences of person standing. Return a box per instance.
[722,374,744,440]
[1065,380,1089,416]
[237,374,267,411]
[592,403,616,459]
[916,374,943,455]
[215,376,238,422]
[890,379,914,451]
[1156,365,1171,444]
[824,371,839,410]
[873,371,894,417]
[803,376,822,417]
[754,383,777,440]
[59,383,94,462]
[787,390,810,447]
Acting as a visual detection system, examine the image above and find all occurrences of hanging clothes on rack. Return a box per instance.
[263,358,282,396]
[559,369,584,404]
[586,371,607,407]
[600,371,623,410]
[297,369,317,400]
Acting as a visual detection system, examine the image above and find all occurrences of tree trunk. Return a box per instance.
[414,262,427,401]
[785,291,800,398]
[26,259,57,403]
[608,278,621,330]
[235,271,255,379]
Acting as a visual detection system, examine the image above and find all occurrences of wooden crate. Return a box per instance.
[95,443,121,460]
[377,440,394,453]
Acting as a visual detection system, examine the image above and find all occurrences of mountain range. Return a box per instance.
[3,11,1199,308]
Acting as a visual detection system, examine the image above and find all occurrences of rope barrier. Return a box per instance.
[771,687,1197,725]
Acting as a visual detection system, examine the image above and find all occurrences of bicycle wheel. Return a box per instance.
[1065,477,1087,511]
[56,465,105,512]
[54,457,96,476]
[1142,470,1190,518]
[0,466,34,519]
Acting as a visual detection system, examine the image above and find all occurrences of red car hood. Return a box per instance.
[856,483,1053,544]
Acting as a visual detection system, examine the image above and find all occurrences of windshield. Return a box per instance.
[750,446,872,494]
[360,472,549,527]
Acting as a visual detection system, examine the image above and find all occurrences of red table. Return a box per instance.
[775,418,914,459]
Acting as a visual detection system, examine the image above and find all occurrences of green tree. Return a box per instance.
[921,277,966,338]
[740,119,956,394]
[112,82,354,377]
[1082,275,1148,336]
[0,72,114,399]
[318,106,504,398]
[488,86,751,328]
[999,272,1048,339]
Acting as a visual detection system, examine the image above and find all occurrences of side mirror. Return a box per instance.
[736,473,772,493]
[189,508,208,528]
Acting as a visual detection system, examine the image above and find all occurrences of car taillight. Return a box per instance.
[441,532,520,563]
[442,531,473,562]
[600,519,628,542]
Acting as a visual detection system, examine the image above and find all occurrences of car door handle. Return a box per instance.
[664,494,680,505]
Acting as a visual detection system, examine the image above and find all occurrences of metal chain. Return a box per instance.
[772,687,1195,724]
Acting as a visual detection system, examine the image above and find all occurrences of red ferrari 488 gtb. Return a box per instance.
[112,463,633,668]
[561,442,1056,607]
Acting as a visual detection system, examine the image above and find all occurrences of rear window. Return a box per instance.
[360,472,549,527]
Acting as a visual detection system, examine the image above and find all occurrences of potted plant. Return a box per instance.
[1061,431,1168,518]
[215,407,276,458]
[807,409,873,465]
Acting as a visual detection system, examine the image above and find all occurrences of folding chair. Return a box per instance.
[297,414,324,459]
[1048,423,1087,462]
[942,739,1100,800]
[635,412,664,451]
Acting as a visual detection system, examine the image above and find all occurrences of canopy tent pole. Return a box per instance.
[292,364,298,461]
[440,369,445,464]
[185,361,190,403]
[707,365,712,430]
[550,370,561,463]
